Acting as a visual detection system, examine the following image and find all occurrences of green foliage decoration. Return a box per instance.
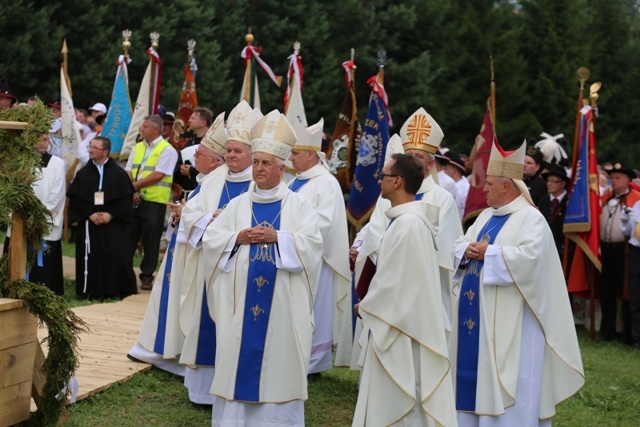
[0,102,87,426]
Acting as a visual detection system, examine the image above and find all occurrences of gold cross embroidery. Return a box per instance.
[406,115,432,144]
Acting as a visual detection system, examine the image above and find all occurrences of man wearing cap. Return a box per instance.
[203,110,322,426]
[125,115,179,290]
[523,145,547,206]
[288,118,351,376]
[600,162,640,343]
[178,102,258,405]
[174,107,214,193]
[539,164,571,257]
[67,136,138,299]
[434,149,457,197]
[128,113,227,378]
[0,78,17,111]
[88,102,107,132]
[619,164,640,348]
[451,140,584,425]
[445,150,470,220]
[353,153,456,427]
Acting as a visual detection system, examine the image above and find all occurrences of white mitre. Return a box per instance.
[200,111,227,156]
[400,107,444,182]
[250,110,297,160]
[226,100,263,146]
[384,134,404,164]
[487,139,534,205]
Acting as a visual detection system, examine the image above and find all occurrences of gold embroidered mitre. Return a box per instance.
[400,107,444,154]
[250,110,297,160]
[292,118,324,152]
[200,111,227,156]
[226,100,263,146]
[487,139,526,180]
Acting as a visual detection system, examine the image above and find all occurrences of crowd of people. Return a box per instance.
[14,76,640,425]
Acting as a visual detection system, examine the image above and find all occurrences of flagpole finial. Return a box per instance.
[350,48,355,62]
[61,39,68,54]
[122,29,132,58]
[293,41,301,52]
[377,50,387,69]
[187,39,196,58]
[577,67,590,93]
[150,32,160,50]
[590,81,601,109]
[246,28,254,46]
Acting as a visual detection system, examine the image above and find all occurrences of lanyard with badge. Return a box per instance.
[95,162,105,205]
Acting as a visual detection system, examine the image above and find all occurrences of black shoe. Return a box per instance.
[140,277,154,290]
[308,373,322,381]
[127,353,145,363]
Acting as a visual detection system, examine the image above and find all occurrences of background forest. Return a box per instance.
[2,0,640,164]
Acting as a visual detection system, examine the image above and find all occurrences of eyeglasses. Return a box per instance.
[380,173,401,179]
[547,179,564,184]
[88,146,107,151]
[194,149,216,158]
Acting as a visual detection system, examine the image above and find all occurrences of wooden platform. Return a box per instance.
[35,291,152,405]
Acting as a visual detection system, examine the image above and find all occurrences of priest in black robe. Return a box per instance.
[67,136,137,299]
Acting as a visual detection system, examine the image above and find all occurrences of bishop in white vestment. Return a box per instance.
[451,141,584,426]
[204,110,322,427]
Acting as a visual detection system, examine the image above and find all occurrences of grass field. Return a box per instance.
[58,327,640,426]
[4,231,639,425]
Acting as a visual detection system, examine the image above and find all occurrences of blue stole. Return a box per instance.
[154,184,202,354]
[415,192,424,201]
[234,200,282,401]
[289,177,310,193]
[219,180,251,209]
[456,213,510,411]
[193,181,249,365]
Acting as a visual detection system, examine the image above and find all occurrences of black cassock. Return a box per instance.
[67,158,137,299]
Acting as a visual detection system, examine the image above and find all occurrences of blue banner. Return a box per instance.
[100,62,132,156]
[347,92,389,226]
[564,113,591,230]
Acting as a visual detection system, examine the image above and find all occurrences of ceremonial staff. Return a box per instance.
[148,32,160,114]
[62,39,71,96]
[490,55,496,128]
[588,80,601,341]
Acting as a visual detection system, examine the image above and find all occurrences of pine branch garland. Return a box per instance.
[0,101,86,425]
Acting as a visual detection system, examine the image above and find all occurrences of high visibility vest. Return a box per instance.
[130,139,173,204]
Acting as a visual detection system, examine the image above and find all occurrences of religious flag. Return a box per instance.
[463,100,496,223]
[59,66,82,178]
[100,58,132,158]
[175,55,198,136]
[326,60,361,194]
[284,43,307,126]
[120,47,161,161]
[346,74,390,227]
[240,42,282,110]
[563,105,601,294]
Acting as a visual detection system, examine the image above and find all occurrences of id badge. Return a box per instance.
[94,191,105,205]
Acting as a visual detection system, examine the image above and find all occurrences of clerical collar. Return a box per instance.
[254,185,279,197]
[229,165,252,177]
[491,194,529,216]
[92,158,109,167]
[295,163,325,180]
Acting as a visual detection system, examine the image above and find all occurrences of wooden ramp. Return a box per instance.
[35,291,152,404]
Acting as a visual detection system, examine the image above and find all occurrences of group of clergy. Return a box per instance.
[127,101,585,426]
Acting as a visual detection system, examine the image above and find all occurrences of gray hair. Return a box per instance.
[144,115,164,133]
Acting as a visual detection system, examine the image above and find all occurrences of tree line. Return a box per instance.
[2,0,640,164]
